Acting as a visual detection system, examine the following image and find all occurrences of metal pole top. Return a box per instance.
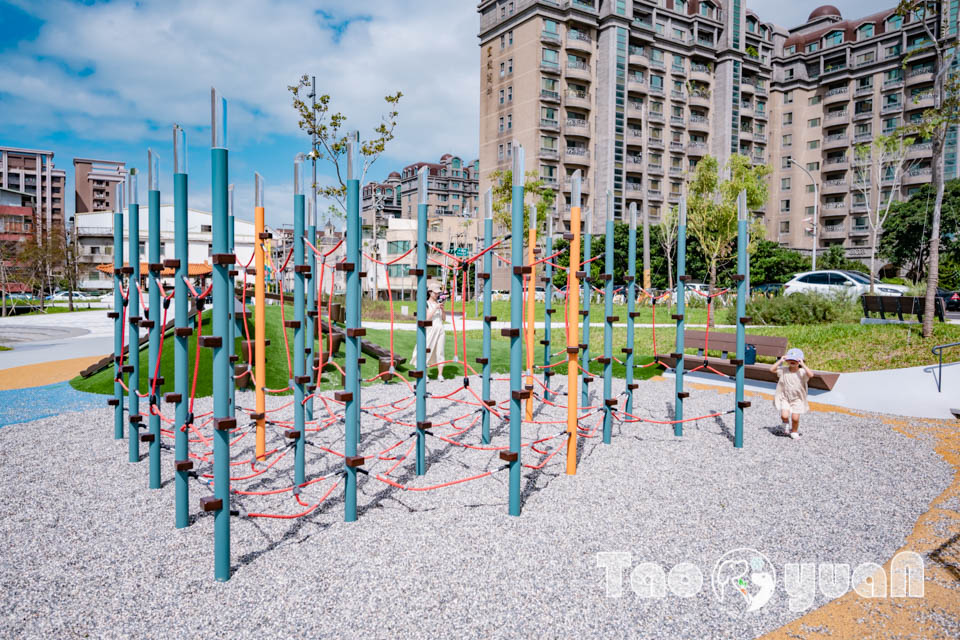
[679,198,687,226]
[228,184,235,218]
[605,189,613,223]
[512,141,524,185]
[417,166,428,201]
[629,201,637,229]
[113,179,125,214]
[346,130,360,182]
[571,170,582,209]
[255,172,264,208]
[148,149,160,191]
[483,187,492,221]
[294,153,307,196]
[737,189,748,221]
[173,124,187,174]
[127,168,138,206]
[210,88,227,150]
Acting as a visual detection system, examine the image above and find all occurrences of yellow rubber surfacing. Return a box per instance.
[0,355,107,390]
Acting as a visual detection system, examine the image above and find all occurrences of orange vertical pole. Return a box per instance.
[254,182,266,460]
[566,171,582,475]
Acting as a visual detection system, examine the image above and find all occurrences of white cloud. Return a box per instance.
[2,0,479,159]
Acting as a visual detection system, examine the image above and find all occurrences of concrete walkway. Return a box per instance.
[664,360,960,420]
[0,309,121,370]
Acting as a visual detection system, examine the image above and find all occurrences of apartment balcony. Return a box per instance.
[687,142,708,156]
[823,62,849,76]
[647,137,664,150]
[822,178,848,194]
[754,110,768,121]
[626,154,643,170]
[823,86,850,105]
[627,127,644,141]
[908,92,935,110]
[853,132,873,144]
[821,222,846,238]
[906,68,934,86]
[566,32,593,53]
[626,102,644,119]
[627,76,647,94]
[824,156,850,170]
[883,76,905,91]
[689,115,710,132]
[824,110,849,123]
[740,101,754,115]
[849,224,871,237]
[648,189,664,201]
[668,141,685,153]
[754,133,768,143]
[541,30,562,45]
[903,166,933,184]
[566,60,591,81]
[539,146,560,161]
[689,91,710,107]
[821,201,849,214]
[855,85,875,98]
[823,133,849,150]
[647,163,664,176]
[566,90,590,109]
[670,90,686,102]
[565,118,590,135]
[690,64,711,82]
[650,59,666,72]
[648,111,665,124]
[564,0,599,13]
[881,101,903,114]
[671,64,686,77]
[668,166,684,177]
[853,110,874,121]
[540,60,561,75]
[562,177,590,193]
[751,154,766,165]
[649,84,666,98]
[669,115,685,127]
[906,141,933,158]
[564,146,591,165]
[625,182,644,194]
[540,118,560,132]
[739,129,754,142]
[541,89,561,104]
[628,46,648,66]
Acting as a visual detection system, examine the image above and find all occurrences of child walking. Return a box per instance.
[770,348,813,439]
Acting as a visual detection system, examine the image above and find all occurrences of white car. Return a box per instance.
[783,270,908,297]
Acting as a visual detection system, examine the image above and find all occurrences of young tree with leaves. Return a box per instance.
[686,154,769,306]
[852,133,915,293]
[657,205,678,288]
[895,0,960,336]
[488,168,555,240]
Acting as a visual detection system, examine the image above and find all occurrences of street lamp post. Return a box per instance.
[789,158,819,270]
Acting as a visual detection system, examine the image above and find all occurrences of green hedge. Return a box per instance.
[724,292,861,325]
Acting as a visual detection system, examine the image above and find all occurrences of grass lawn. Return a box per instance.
[0,345,10,351]
[71,304,960,398]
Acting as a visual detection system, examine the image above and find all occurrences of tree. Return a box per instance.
[749,240,810,285]
[488,169,555,241]
[818,245,869,273]
[16,226,67,310]
[880,178,960,280]
[288,76,402,221]
[895,0,960,336]
[686,154,769,299]
[657,205,678,288]
[852,133,915,293]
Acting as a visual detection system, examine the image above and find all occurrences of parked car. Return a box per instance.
[535,287,546,302]
[670,281,710,304]
[936,287,960,312]
[491,289,509,301]
[783,270,908,298]
[45,290,95,301]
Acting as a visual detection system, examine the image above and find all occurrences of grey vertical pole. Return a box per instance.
[414,166,429,474]
[343,133,362,520]
[601,190,614,444]
[580,204,592,407]
[642,203,651,291]
[625,202,637,417]
[228,185,236,419]
[127,169,141,464]
[508,142,525,517]
[542,206,555,402]
[147,150,161,489]
[210,88,231,581]
[674,198,687,436]
[112,180,125,440]
[305,197,317,424]
[172,125,189,529]
[293,155,306,486]
[734,190,748,449]
[481,188,493,444]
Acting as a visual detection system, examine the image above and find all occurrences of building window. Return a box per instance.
[780,199,791,212]
[499,89,504,105]
[781,156,792,169]
[808,117,820,127]
[785,45,796,55]
[500,35,505,49]
[508,58,513,73]
[785,68,795,80]
[856,51,876,66]
[387,240,411,254]
[781,177,791,190]
[507,114,512,129]
[498,144,504,161]
[824,31,843,47]
[808,140,820,150]
[887,15,903,30]
[806,161,820,171]
[507,86,513,102]
[500,62,505,78]
[806,42,819,53]
[779,221,790,233]
[784,91,793,104]
[499,117,504,133]
[782,134,793,146]
[806,184,816,193]
[858,24,874,40]
[508,30,513,46]
[783,112,793,125]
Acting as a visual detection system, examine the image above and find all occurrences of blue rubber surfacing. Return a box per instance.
[0,382,104,428]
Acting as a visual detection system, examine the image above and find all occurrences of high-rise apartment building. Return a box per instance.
[478,0,955,265]
[73,158,126,214]
[0,147,67,239]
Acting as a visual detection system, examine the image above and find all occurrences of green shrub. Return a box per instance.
[724,291,861,325]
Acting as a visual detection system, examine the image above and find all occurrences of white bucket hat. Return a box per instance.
[785,348,804,362]
[427,280,441,294]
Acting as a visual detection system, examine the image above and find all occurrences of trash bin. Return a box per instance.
[744,344,757,365]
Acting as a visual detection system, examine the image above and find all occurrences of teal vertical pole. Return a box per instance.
[734,190,747,449]
[147,151,161,489]
[293,154,306,487]
[127,170,141,464]
[228,186,236,419]
[674,199,687,436]
[481,189,493,444]
[625,202,637,417]
[580,207,592,407]
[602,191,614,444]
[173,125,189,529]
[414,167,429,474]
[305,201,316,425]
[344,134,362,520]
[542,210,554,402]
[508,143,525,517]
[112,182,125,440]
[210,88,231,582]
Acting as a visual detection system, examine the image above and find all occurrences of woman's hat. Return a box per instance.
[427,280,441,294]
[785,348,804,362]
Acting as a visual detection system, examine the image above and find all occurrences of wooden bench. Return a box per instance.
[861,295,945,323]
[659,330,840,391]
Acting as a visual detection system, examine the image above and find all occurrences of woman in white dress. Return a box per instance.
[410,280,447,379]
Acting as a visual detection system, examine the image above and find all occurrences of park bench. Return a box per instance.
[659,330,840,391]
[861,295,945,324]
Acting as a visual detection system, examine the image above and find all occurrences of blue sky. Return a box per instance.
[0,0,880,225]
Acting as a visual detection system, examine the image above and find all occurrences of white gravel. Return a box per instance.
[0,375,951,639]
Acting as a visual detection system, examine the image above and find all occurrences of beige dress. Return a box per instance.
[774,366,809,414]
[410,299,445,368]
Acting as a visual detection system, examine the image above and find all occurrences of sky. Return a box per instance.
[0,0,881,225]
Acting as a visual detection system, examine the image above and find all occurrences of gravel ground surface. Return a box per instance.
[0,376,951,639]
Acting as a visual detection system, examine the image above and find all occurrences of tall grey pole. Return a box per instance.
[642,203,650,291]
[790,158,819,270]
